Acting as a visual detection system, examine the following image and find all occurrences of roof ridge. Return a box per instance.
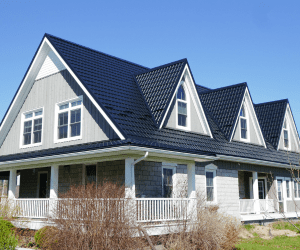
[135,58,187,76]
[45,33,149,70]
[200,82,247,95]
[254,99,289,107]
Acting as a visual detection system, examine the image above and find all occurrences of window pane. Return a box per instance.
[178,102,187,115]
[177,86,185,100]
[207,187,214,201]
[58,112,68,126]
[284,130,289,148]
[24,121,32,134]
[71,100,82,107]
[240,106,245,117]
[25,113,33,119]
[58,126,68,139]
[163,168,173,198]
[59,103,69,110]
[34,131,41,143]
[71,123,81,137]
[286,180,290,198]
[206,172,213,187]
[34,119,42,131]
[35,110,43,116]
[178,114,186,127]
[295,182,298,198]
[23,134,31,145]
[277,180,282,201]
[241,119,247,139]
[71,109,81,123]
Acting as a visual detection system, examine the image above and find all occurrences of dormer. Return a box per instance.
[278,104,300,152]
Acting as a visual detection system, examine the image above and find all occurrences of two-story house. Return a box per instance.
[0,34,299,229]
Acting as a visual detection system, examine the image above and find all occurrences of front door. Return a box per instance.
[39,173,48,198]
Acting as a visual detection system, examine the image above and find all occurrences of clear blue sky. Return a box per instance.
[1,0,300,129]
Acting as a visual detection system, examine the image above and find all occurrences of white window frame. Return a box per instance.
[161,164,176,198]
[54,96,83,143]
[205,164,217,203]
[285,177,292,200]
[20,107,44,149]
[37,171,48,198]
[283,119,291,151]
[176,82,191,131]
[249,176,268,200]
[240,102,250,143]
[293,179,300,200]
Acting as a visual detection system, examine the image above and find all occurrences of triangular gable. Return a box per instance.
[200,83,247,141]
[36,50,66,80]
[231,87,266,147]
[278,103,300,152]
[135,59,187,127]
[161,64,212,137]
[0,35,126,146]
[255,99,288,149]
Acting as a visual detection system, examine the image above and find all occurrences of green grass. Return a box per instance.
[272,221,300,233]
[243,224,255,231]
[236,236,300,249]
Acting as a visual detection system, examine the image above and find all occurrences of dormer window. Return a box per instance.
[240,105,247,139]
[283,120,289,148]
[177,85,187,127]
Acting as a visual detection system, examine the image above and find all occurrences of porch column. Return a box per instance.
[187,163,196,220]
[50,165,59,199]
[125,158,135,198]
[8,169,17,199]
[252,172,260,214]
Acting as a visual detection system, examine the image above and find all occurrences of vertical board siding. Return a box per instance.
[0,70,118,155]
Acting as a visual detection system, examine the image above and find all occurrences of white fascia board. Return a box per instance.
[44,38,125,140]
[217,154,299,169]
[230,88,267,148]
[159,65,213,138]
[0,145,217,168]
[0,39,50,134]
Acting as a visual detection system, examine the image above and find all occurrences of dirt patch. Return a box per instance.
[239,224,299,240]
[13,228,38,249]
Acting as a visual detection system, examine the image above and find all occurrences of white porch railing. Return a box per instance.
[240,199,275,214]
[136,198,190,222]
[14,198,50,218]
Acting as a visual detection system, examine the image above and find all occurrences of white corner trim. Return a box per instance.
[44,38,125,140]
[159,64,213,138]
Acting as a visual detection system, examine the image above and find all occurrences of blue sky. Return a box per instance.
[0,0,300,129]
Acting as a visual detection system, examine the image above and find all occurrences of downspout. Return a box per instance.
[132,152,149,166]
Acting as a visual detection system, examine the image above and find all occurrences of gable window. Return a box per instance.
[283,120,289,149]
[205,164,217,202]
[177,85,187,127]
[240,105,247,139]
[20,108,43,148]
[54,96,83,143]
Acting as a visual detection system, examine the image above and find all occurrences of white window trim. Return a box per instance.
[19,107,44,149]
[283,119,291,151]
[205,164,217,204]
[37,171,48,198]
[161,164,176,198]
[293,178,300,200]
[54,96,83,143]
[249,176,268,200]
[176,81,191,131]
[240,101,250,143]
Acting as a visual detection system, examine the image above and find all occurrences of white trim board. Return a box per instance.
[160,64,213,138]
[0,37,125,148]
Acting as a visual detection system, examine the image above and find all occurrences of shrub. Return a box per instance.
[0,218,18,250]
[0,198,21,220]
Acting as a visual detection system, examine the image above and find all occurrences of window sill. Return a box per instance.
[20,143,42,149]
[54,136,82,144]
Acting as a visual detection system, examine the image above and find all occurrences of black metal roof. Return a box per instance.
[255,100,288,149]
[0,34,299,166]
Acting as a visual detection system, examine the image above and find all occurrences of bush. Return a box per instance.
[0,198,21,219]
[34,226,58,249]
[0,218,18,250]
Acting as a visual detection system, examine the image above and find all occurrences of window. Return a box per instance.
[21,108,43,147]
[205,164,217,202]
[240,105,247,139]
[286,180,290,198]
[294,180,300,199]
[283,120,289,149]
[86,165,96,184]
[55,97,83,142]
[277,179,283,201]
[177,85,187,127]
[162,167,174,198]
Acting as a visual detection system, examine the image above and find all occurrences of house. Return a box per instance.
[0,34,299,229]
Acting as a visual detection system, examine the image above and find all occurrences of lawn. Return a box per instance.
[236,235,300,249]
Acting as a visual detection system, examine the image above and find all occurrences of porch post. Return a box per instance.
[50,165,59,199]
[125,158,135,198]
[187,162,196,220]
[8,169,17,199]
[252,172,260,214]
